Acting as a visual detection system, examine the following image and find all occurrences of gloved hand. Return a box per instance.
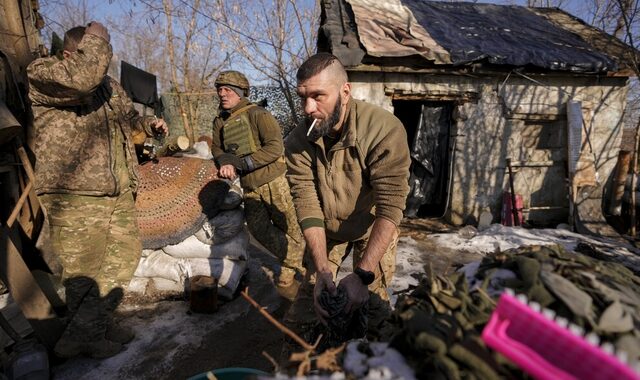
[338,273,370,314]
[217,153,243,170]
[216,153,255,173]
[313,271,337,325]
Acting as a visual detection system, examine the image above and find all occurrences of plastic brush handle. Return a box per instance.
[482,292,640,380]
[482,312,575,380]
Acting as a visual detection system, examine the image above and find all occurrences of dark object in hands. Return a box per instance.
[318,287,368,347]
[354,267,375,285]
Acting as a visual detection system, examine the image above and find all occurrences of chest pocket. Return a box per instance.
[222,111,258,157]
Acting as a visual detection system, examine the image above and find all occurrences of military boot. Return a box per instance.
[54,336,123,359]
[55,277,123,358]
[106,322,135,344]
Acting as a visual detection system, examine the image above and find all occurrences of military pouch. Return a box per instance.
[222,105,258,157]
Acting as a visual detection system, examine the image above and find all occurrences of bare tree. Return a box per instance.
[526,0,570,7]
[194,0,319,126]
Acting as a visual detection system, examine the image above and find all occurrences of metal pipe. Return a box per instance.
[506,158,520,226]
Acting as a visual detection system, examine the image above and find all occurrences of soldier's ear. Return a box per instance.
[62,50,72,59]
[341,82,351,104]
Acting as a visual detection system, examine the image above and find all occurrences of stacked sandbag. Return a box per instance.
[130,155,247,299]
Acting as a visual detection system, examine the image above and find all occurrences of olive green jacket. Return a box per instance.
[28,33,155,196]
[286,98,411,242]
[212,98,286,190]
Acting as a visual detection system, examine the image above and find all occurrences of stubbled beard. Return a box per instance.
[308,95,342,140]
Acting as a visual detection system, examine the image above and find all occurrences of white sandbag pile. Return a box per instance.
[132,208,247,299]
[131,149,247,299]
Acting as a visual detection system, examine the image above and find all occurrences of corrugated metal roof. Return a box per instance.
[323,0,628,74]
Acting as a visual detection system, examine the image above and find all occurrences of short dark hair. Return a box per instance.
[63,26,86,52]
[296,53,344,83]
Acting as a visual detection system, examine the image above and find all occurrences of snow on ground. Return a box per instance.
[37,223,640,378]
[430,224,640,271]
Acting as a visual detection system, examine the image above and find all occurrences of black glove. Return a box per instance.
[216,153,255,172]
[216,153,243,170]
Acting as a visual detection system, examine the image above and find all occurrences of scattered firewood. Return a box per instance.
[240,287,344,376]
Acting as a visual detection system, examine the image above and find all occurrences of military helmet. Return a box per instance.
[215,71,250,96]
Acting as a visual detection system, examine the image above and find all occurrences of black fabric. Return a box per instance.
[50,32,64,59]
[401,1,617,73]
[216,153,246,171]
[318,288,368,347]
[317,0,365,66]
[120,61,162,116]
[406,103,451,218]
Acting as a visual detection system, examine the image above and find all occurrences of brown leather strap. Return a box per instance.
[225,103,256,121]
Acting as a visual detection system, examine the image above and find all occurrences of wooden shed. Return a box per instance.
[319,0,636,232]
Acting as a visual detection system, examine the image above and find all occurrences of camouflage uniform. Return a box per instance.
[27,32,154,357]
[212,80,305,283]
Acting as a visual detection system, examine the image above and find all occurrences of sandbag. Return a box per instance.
[163,235,212,258]
[219,179,243,210]
[134,250,186,283]
[194,208,245,245]
[127,277,150,293]
[163,229,249,260]
[142,249,158,258]
[184,258,247,299]
[150,277,185,293]
[133,250,247,297]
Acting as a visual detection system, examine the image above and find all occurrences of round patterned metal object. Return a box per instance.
[135,157,230,249]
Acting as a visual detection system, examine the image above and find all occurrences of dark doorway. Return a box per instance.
[394,100,454,218]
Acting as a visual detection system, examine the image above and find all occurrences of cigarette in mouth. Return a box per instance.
[306,118,318,137]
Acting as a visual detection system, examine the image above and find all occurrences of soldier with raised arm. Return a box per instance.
[28,22,167,358]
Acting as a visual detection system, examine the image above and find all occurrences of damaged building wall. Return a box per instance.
[349,71,628,226]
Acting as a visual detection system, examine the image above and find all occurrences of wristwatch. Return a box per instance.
[354,267,375,285]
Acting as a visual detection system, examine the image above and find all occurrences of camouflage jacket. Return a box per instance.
[28,33,154,196]
[212,98,286,191]
[286,98,411,242]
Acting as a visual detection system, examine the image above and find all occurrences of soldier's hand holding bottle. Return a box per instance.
[150,116,169,136]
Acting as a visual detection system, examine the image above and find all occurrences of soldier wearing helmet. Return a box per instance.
[212,70,305,290]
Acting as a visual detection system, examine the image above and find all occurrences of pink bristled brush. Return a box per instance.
[482,289,639,380]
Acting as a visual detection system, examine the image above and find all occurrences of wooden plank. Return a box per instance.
[0,225,63,349]
[15,145,43,240]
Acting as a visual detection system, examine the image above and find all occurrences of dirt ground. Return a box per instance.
[50,218,480,379]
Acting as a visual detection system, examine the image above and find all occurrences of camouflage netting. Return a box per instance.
[385,244,640,379]
[160,86,301,141]
[135,157,229,249]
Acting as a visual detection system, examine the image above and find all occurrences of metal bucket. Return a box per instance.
[187,367,268,380]
[188,275,218,314]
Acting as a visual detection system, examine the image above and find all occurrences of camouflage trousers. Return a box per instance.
[280,231,399,360]
[244,173,305,275]
[39,190,141,342]
[284,230,399,332]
